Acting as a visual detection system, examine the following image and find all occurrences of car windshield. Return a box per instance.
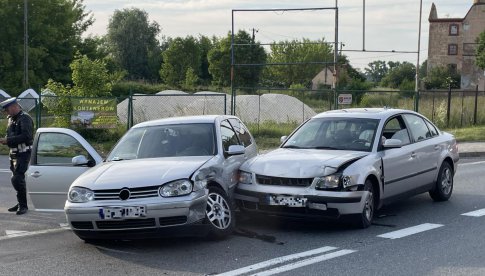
[282,117,379,152]
[107,123,216,161]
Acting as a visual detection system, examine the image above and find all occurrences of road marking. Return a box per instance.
[5,230,28,236]
[0,169,11,173]
[250,249,356,276]
[216,246,338,276]
[461,208,485,217]
[377,223,443,239]
[459,161,485,166]
[0,228,67,241]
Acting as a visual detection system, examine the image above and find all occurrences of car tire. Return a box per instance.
[205,186,235,239]
[429,162,453,202]
[352,179,375,229]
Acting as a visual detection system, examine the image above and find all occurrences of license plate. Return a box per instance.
[99,206,146,219]
[267,195,307,207]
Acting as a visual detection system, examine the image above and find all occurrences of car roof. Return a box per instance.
[313,108,419,120]
[133,115,237,128]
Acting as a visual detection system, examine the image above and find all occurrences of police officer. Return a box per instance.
[0,97,34,215]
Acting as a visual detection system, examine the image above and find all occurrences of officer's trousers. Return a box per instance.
[10,151,31,209]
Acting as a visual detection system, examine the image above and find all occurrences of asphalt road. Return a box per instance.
[1,156,485,275]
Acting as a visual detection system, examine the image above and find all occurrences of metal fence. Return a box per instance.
[2,89,484,138]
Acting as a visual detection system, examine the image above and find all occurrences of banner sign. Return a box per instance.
[71,98,118,129]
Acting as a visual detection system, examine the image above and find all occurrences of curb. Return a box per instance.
[460,152,485,158]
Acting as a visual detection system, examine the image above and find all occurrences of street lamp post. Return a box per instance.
[23,0,29,88]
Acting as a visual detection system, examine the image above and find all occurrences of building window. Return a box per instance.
[448,44,458,55]
[449,24,459,36]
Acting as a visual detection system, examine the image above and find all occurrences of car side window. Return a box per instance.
[229,118,252,147]
[403,114,431,142]
[220,120,240,151]
[383,116,410,145]
[425,119,439,137]
[35,133,92,166]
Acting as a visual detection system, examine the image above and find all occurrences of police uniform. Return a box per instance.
[1,97,34,215]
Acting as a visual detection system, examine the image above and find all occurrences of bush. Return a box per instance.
[112,81,172,97]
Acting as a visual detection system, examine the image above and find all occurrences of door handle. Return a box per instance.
[410,152,417,158]
[30,171,42,178]
[434,145,440,150]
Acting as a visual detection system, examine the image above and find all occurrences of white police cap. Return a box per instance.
[0,97,17,109]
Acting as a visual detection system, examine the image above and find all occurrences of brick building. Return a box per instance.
[427,0,485,90]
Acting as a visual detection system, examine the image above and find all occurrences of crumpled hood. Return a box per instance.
[72,156,212,189]
[241,148,368,178]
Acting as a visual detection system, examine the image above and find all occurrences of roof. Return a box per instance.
[133,115,236,128]
[313,108,419,119]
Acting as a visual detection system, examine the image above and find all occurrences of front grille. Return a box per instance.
[96,218,156,229]
[159,216,187,226]
[94,186,160,200]
[71,221,94,230]
[256,175,313,187]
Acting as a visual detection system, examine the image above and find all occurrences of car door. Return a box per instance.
[27,128,102,211]
[402,114,440,188]
[380,115,420,199]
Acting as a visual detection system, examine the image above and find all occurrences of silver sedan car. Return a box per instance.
[27,115,257,240]
[235,108,459,228]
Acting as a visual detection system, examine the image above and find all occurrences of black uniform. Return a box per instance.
[6,110,34,210]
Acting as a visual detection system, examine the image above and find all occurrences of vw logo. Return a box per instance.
[119,188,130,200]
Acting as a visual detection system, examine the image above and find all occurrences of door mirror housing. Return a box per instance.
[383,139,403,149]
[227,145,245,156]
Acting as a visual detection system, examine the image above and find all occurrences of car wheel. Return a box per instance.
[205,186,235,239]
[353,179,375,229]
[429,162,453,202]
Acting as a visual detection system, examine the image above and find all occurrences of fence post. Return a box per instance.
[37,92,41,129]
[447,84,451,127]
[474,85,478,125]
[127,91,133,130]
[415,90,420,112]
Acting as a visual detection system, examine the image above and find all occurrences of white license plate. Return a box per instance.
[267,195,307,207]
[100,206,146,219]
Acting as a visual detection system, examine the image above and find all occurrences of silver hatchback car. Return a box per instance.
[27,115,257,240]
[235,108,459,228]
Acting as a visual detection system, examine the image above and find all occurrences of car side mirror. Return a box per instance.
[280,136,288,143]
[227,145,245,156]
[383,139,403,149]
[72,155,96,167]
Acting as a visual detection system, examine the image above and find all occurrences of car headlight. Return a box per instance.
[239,171,252,184]
[159,179,193,197]
[315,174,355,190]
[68,186,94,203]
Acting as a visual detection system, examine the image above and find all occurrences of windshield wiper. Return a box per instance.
[313,146,339,150]
[282,145,304,149]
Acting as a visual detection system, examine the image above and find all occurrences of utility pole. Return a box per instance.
[23,0,29,88]
[251,28,258,41]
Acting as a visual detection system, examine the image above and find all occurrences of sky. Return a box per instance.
[82,0,473,71]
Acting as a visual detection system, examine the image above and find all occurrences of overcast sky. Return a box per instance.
[82,0,473,70]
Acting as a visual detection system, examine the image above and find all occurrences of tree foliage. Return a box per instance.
[208,30,267,89]
[264,38,333,88]
[476,31,485,70]
[380,61,416,89]
[423,65,460,89]
[107,8,161,81]
[160,36,201,87]
[364,60,388,83]
[44,54,122,126]
[0,0,93,94]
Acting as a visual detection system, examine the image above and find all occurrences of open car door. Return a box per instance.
[27,128,103,211]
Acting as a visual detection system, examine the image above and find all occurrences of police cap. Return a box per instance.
[0,97,17,109]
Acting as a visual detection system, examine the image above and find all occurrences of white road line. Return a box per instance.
[461,208,485,217]
[215,246,337,276]
[459,160,485,166]
[0,228,67,241]
[377,223,444,239]
[0,169,11,173]
[250,249,356,276]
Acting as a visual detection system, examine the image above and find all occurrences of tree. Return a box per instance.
[423,65,460,89]
[198,35,216,85]
[44,53,122,126]
[476,31,485,69]
[208,30,267,89]
[364,60,388,83]
[160,36,201,87]
[107,8,161,81]
[380,62,416,89]
[264,38,333,88]
[0,0,93,94]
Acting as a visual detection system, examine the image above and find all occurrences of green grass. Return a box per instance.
[444,125,485,142]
